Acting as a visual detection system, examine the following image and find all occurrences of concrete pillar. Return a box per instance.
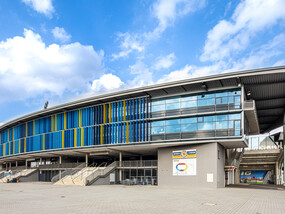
[140,155,143,167]
[85,153,89,167]
[15,161,18,168]
[6,163,8,171]
[9,162,11,169]
[119,152,122,183]
[59,156,62,179]
[276,161,279,185]
[25,160,28,169]
[39,158,42,174]
[235,169,240,184]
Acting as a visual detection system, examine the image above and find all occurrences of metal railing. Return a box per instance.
[120,160,157,168]
[39,162,84,170]
[51,162,86,183]
[85,161,117,185]
[70,162,98,183]
[0,168,38,183]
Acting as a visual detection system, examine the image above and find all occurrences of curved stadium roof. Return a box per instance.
[1,66,285,134]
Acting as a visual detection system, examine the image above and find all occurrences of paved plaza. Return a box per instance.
[0,183,285,214]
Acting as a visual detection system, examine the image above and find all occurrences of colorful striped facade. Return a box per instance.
[0,97,149,157]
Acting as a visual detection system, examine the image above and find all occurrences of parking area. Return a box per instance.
[0,183,285,214]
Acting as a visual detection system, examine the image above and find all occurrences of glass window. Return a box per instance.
[151,105,165,112]
[229,121,234,128]
[222,97,228,103]
[216,114,228,121]
[165,119,180,125]
[198,122,215,130]
[165,102,180,110]
[152,121,165,127]
[234,121,241,129]
[235,129,241,136]
[181,96,197,101]
[181,100,197,108]
[234,96,241,104]
[151,126,165,134]
[181,124,197,132]
[228,96,234,103]
[166,98,180,104]
[204,116,215,122]
[229,113,241,120]
[216,98,222,104]
[152,100,165,105]
[215,92,228,97]
[198,117,203,122]
[181,117,197,124]
[166,125,180,133]
[216,121,228,129]
[198,98,215,106]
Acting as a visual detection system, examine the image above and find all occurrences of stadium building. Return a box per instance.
[0,66,284,187]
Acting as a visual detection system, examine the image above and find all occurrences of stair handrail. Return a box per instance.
[51,162,86,183]
[71,162,98,182]
[85,161,117,185]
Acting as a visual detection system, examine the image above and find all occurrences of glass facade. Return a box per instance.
[0,97,149,157]
[0,88,244,158]
[151,113,241,136]
[151,89,241,112]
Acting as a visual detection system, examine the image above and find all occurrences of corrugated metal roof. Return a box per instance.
[1,66,285,133]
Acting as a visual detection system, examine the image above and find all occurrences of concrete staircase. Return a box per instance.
[0,169,38,183]
[55,162,117,186]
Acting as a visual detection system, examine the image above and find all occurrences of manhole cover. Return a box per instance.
[202,202,216,206]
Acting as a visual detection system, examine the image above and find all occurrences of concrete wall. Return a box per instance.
[158,142,225,188]
[91,175,111,185]
[19,171,39,182]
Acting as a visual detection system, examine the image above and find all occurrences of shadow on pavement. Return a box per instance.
[226,184,285,191]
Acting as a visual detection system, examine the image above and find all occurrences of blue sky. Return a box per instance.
[0,0,285,124]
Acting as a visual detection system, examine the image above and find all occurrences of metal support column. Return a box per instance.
[276,161,279,185]
[85,153,88,167]
[59,156,62,179]
[39,158,42,174]
[119,152,122,183]
[140,155,143,167]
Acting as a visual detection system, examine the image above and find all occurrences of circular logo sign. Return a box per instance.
[176,163,188,171]
[181,151,187,158]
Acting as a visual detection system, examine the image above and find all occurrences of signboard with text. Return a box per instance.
[173,149,196,176]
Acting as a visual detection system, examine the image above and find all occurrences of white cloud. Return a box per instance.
[52,27,71,43]
[152,0,205,34]
[128,61,153,87]
[112,32,144,60]
[153,53,176,70]
[113,0,205,60]
[157,63,222,83]
[223,33,285,72]
[0,29,104,102]
[201,0,285,62]
[91,74,124,92]
[22,0,54,18]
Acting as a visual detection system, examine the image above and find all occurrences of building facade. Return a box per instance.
[1,66,285,187]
